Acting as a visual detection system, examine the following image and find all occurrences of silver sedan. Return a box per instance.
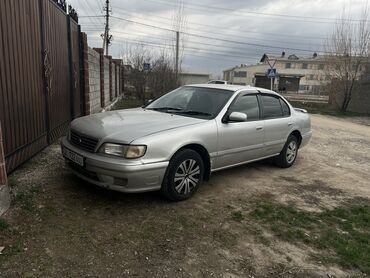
[61,84,312,201]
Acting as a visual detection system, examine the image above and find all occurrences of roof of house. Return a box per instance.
[260,53,324,63]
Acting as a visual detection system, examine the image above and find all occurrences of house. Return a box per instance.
[179,72,210,85]
[223,52,331,94]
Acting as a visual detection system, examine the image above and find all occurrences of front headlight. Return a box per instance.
[98,143,146,159]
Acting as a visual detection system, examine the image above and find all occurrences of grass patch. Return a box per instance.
[0,218,9,231]
[111,98,143,110]
[231,210,244,222]
[290,101,370,117]
[0,241,23,257]
[251,201,370,274]
[14,187,40,213]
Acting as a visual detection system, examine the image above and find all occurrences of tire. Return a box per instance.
[161,149,204,201]
[275,135,299,168]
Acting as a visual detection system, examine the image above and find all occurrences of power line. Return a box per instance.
[109,15,325,54]
[109,9,326,49]
[142,0,365,24]
[80,0,104,26]
[108,30,304,58]
[89,35,266,60]
[110,5,326,41]
[88,37,256,63]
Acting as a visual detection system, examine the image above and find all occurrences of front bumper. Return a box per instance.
[61,137,168,193]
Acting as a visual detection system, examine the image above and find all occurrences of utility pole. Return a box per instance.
[102,0,112,55]
[175,31,179,78]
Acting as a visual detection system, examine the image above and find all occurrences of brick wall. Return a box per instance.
[103,56,110,106]
[81,33,123,115]
[88,47,101,114]
[112,63,116,98]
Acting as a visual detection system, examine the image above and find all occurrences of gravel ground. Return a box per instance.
[0,114,369,277]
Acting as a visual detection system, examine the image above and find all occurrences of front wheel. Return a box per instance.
[161,149,204,201]
[275,135,299,168]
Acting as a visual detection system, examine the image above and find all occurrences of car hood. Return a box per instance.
[70,108,207,143]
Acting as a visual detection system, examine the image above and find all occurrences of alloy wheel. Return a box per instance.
[286,141,297,163]
[174,159,200,195]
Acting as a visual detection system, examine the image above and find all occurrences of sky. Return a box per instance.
[67,0,366,77]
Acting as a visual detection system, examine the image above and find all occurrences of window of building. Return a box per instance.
[318,64,324,70]
[234,71,247,78]
[261,95,283,119]
[230,94,260,121]
[307,74,314,80]
[302,63,308,69]
[285,63,291,69]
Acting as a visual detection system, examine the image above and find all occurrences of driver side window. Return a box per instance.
[229,94,260,121]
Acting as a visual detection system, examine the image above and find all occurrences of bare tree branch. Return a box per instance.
[325,3,370,112]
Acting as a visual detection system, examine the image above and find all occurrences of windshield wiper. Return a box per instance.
[147,107,182,111]
[177,110,212,116]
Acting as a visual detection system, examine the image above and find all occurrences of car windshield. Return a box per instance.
[145,86,233,119]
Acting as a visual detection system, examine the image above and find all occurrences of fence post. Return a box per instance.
[119,65,125,95]
[81,32,91,115]
[108,56,113,102]
[115,63,118,98]
[0,122,10,216]
[67,15,75,120]
[94,48,105,109]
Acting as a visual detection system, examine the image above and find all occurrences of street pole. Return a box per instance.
[271,77,273,91]
[102,0,110,55]
[175,31,179,78]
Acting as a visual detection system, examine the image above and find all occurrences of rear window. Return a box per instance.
[280,99,291,116]
[261,95,283,119]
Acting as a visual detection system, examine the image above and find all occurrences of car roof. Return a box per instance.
[184,83,278,95]
[184,83,249,91]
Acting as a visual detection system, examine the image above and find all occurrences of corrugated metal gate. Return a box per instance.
[0,0,83,172]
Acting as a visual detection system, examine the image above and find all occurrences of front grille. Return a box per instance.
[70,130,99,152]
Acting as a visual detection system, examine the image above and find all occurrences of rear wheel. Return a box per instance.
[275,135,299,168]
[161,149,204,201]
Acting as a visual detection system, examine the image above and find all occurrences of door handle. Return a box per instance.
[256,126,263,130]
[288,122,293,126]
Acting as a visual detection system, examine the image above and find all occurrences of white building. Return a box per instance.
[223,53,330,94]
[179,72,210,85]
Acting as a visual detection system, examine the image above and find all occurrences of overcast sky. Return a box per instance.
[68,0,366,77]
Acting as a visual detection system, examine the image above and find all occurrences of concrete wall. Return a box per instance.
[330,82,370,114]
[82,41,124,115]
[103,57,110,105]
[347,89,370,113]
[88,47,101,114]
[112,64,116,98]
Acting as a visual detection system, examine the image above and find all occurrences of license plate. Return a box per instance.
[63,147,84,167]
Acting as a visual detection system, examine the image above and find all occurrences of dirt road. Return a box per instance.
[0,115,369,277]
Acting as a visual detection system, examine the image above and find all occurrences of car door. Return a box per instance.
[259,94,293,156]
[215,92,264,170]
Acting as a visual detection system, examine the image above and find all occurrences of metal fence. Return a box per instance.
[0,0,83,172]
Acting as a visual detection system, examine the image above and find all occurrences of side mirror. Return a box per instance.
[228,112,247,122]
